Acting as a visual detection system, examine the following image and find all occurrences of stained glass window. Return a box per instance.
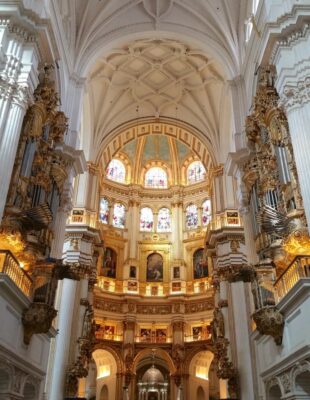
[186,204,198,229]
[157,208,171,232]
[187,161,206,184]
[112,203,126,228]
[202,199,211,226]
[145,167,167,188]
[99,197,109,224]
[106,159,126,183]
[140,207,154,232]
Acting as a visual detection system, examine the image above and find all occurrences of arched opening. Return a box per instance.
[135,352,170,400]
[268,384,282,400]
[0,369,10,392]
[295,370,310,395]
[100,384,109,400]
[197,386,206,400]
[23,382,37,400]
[93,349,118,400]
[188,351,218,400]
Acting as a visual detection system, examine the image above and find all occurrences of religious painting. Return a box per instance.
[193,248,208,279]
[72,209,84,223]
[140,328,152,342]
[102,247,117,278]
[129,266,137,279]
[151,286,158,296]
[128,281,138,291]
[192,326,203,340]
[226,211,239,225]
[173,266,180,279]
[172,282,181,292]
[146,253,163,282]
[95,324,105,340]
[104,325,115,338]
[156,329,167,343]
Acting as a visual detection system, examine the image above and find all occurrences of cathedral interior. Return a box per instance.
[0,1,310,399]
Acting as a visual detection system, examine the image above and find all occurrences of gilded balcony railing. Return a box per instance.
[274,256,310,302]
[0,250,33,298]
[207,210,243,232]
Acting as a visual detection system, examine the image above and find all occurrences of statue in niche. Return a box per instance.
[146,252,163,282]
[102,247,117,278]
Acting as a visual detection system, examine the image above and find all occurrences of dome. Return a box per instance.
[103,133,210,187]
[142,365,164,383]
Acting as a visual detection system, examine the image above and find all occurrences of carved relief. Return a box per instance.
[252,306,284,345]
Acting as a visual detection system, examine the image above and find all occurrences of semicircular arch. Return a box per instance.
[97,118,217,172]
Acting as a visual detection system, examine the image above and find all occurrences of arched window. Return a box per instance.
[187,161,206,184]
[106,159,126,183]
[186,204,198,229]
[99,197,109,224]
[157,208,171,232]
[112,203,126,228]
[202,199,211,226]
[140,207,154,231]
[145,167,167,188]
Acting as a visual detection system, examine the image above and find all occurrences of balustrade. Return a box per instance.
[0,250,33,298]
[274,256,310,302]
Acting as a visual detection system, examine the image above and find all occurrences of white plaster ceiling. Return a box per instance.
[52,0,246,161]
[83,38,231,161]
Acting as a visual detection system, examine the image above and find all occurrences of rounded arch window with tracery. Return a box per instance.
[140,207,154,232]
[106,159,126,183]
[157,207,171,232]
[187,161,206,184]
[145,167,167,188]
[186,204,198,229]
[112,203,126,228]
[99,197,109,224]
[202,199,211,226]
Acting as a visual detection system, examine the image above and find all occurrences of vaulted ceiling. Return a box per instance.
[53,0,247,162]
[84,38,228,160]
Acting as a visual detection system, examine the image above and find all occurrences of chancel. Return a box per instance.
[0,1,310,399]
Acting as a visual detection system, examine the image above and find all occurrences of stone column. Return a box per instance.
[0,20,39,221]
[172,203,182,259]
[281,79,310,230]
[129,200,139,259]
[49,277,78,400]
[239,206,259,265]
[219,379,229,399]
[229,276,255,399]
[0,83,28,220]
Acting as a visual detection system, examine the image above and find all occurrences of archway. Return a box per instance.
[100,384,109,400]
[197,386,206,400]
[295,370,310,395]
[188,351,218,400]
[0,369,10,393]
[93,349,119,400]
[134,350,171,400]
[267,384,282,400]
[23,382,37,400]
